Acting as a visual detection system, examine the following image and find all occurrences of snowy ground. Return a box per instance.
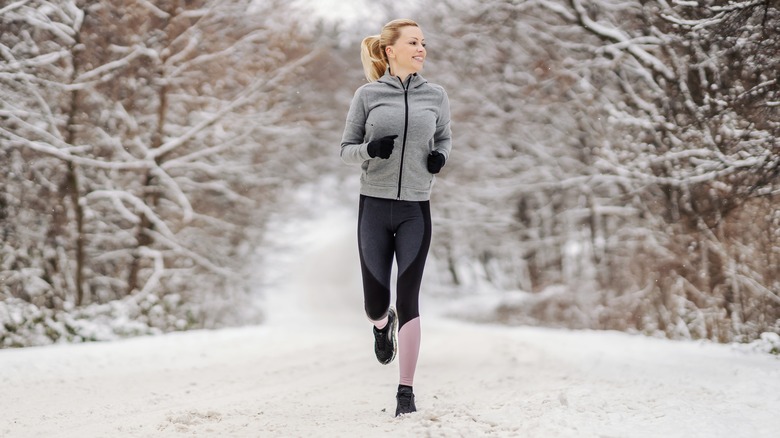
[1,195,779,438]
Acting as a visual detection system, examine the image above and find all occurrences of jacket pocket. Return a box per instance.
[364,158,397,187]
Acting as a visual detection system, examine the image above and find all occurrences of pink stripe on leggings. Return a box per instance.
[371,315,389,330]
[398,317,421,387]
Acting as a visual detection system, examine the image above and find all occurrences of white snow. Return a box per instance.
[1,197,779,438]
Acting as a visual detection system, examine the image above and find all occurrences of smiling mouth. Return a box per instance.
[413,56,424,62]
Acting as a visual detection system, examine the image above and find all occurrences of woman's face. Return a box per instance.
[386,26,426,76]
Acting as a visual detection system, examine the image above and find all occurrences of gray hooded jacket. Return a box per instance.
[340,71,452,201]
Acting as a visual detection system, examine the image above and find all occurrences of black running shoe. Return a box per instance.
[395,385,416,417]
[373,307,398,365]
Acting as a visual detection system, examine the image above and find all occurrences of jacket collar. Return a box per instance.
[377,69,427,89]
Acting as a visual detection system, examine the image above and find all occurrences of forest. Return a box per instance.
[1,0,778,347]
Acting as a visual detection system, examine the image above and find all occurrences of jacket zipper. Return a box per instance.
[397,75,411,199]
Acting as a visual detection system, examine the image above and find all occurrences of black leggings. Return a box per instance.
[358,195,432,329]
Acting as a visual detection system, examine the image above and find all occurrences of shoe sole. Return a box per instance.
[386,307,398,364]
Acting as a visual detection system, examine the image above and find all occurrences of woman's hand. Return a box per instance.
[367,135,398,159]
[427,150,446,174]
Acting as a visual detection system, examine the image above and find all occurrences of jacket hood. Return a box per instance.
[376,69,428,90]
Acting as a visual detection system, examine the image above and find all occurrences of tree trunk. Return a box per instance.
[65,22,86,306]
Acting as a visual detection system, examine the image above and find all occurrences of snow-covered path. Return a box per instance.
[1,201,778,438]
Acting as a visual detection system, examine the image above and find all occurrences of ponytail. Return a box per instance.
[359,19,419,82]
[361,35,386,82]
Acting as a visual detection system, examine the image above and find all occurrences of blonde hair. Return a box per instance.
[360,19,419,82]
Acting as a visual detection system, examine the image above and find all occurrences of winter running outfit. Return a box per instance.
[340,70,452,416]
[340,71,452,201]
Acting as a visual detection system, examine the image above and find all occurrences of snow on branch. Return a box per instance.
[5,4,78,45]
[151,47,322,160]
[145,228,233,278]
[74,45,158,83]
[86,190,176,240]
[0,50,71,71]
[568,0,675,80]
[535,0,578,21]
[710,0,766,13]
[0,0,31,15]
[662,0,768,29]
[189,211,244,232]
[660,11,727,28]
[736,273,780,306]
[134,0,170,20]
[137,246,165,296]
[149,166,194,224]
[161,130,252,169]
[107,192,143,225]
[63,0,84,30]
[737,79,778,101]
[165,5,217,51]
[175,177,254,206]
[645,148,716,164]
[0,70,90,92]
[603,35,665,50]
[176,7,211,21]
[163,35,200,70]
[603,153,767,188]
[695,223,780,306]
[167,29,272,79]
[1,128,152,170]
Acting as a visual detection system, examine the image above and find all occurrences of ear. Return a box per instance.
[385,46,395,59]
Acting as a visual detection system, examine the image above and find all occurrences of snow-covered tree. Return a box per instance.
[414,0,778,341]
[1,0,85,309]
[3,0,776,347]
[417,0,617,299]
[562,0,779,340]
[1,0,328,346]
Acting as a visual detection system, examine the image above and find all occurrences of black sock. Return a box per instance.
[398,384,413,393]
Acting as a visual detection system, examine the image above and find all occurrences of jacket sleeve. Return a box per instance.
[340,87,371,165]
[433,88,452,161]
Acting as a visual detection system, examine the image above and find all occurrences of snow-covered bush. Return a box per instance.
[736,332,780,356]
[0,294,172,347]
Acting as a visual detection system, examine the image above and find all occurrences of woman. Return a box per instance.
[340,18,452,417]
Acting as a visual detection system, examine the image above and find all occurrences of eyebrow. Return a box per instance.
[409,37,426,42]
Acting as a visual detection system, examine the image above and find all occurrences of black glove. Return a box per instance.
[427,150,446,174]
[367,135,398,159]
